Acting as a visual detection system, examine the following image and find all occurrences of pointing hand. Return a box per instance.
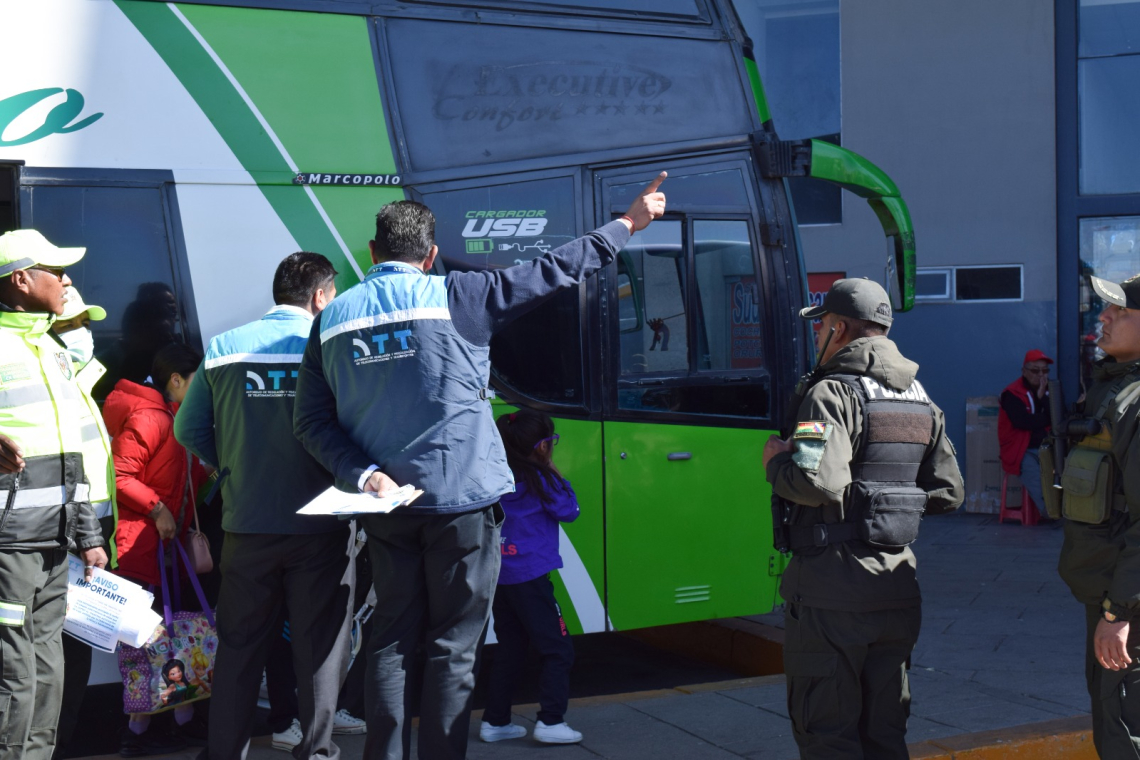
[623,172,667,232]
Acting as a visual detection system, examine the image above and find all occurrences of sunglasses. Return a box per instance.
[28,265,66,281]
[532,434,560,450]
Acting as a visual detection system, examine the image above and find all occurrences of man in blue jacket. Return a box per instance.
[175,253,352,760]
[293,173,667,760]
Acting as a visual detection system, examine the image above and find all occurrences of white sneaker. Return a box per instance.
[533,721,583,744]
[271,719,302,752]
[479,721,528,742]
[332,709,367,735]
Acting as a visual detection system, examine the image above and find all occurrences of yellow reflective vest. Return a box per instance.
[74,357,117,565]
[0,309,103,551]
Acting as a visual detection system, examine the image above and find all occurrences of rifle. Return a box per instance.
[1046,378,1102,487]
[1046,379,1066,494]
[771,327,834,554]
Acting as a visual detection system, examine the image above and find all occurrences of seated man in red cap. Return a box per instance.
[998,349,1054,519]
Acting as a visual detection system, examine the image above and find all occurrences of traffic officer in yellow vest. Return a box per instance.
[0,230,108,760]
[763,279,964,759]
[51,285,118,751]
[1055,274,1140,757]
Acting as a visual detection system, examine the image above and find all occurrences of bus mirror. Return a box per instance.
[866,196,915,312]
[884,236,903,312]
[754,131,916,311]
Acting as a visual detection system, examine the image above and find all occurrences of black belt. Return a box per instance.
[788,522,861,551]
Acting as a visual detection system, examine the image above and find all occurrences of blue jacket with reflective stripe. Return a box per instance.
[294,220,629,515]
[174,305,338,534]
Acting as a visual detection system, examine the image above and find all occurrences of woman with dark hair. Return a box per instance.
[104,342,210,753]
[481,409,584,745]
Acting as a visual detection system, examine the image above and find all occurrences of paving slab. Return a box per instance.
[75,513,1093,760]
[627,691,795,757]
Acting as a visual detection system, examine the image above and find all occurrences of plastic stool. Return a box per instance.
[999,472,1040,526]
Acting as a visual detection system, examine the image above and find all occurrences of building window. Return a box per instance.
[1078,0,1140,194]
[955,266,1022,302]
[735,0,841,224]
[1078,216,1140,380]
[912,265,1023,303]
[914,268,952,302]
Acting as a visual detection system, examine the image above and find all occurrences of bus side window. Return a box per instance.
[615,218,769,419]
[618,220,685,376]
[693,221,763,372]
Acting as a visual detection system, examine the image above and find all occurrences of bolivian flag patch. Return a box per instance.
[794,421,831,441]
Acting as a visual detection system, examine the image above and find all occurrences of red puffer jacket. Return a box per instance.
[103,379,208,586]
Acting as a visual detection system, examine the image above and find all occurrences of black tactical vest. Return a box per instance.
[788,374,935,551]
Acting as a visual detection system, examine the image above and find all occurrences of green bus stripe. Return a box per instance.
[743,54,772,125]
[114,1,360,285]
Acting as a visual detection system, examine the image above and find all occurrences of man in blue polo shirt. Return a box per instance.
[175,253,352,760]
[293,173,666,760]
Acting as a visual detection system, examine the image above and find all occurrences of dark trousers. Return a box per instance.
[362,504,503,760]
[55,625,92,753]
[56,515,115,755]
[484,574,574,727]
[1083,604,1140,758]
[266,619,300,734]
[0,548,69,760]
[337,549,374,719]
[207,530,354,760]
[783,603,921,760]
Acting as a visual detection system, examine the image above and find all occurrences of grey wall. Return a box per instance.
[794,0,1058,455]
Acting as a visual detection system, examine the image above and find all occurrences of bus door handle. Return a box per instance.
[667,452,692,461]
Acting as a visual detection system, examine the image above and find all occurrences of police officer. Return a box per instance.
[0,230,107,760]
[1057,274,1140,757]
[294,174,667,760]
[763,278,964,759]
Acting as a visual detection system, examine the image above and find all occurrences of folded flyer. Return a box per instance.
[64,556,163,653]
[297,484,422,516]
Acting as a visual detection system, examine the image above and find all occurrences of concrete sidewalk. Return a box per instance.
[81,511,1094,759]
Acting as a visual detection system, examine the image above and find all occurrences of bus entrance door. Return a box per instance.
[596,159,783,630]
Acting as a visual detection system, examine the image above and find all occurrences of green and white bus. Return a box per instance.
[0,0,914,645]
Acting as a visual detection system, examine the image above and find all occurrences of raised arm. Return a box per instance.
[448,172,667,346]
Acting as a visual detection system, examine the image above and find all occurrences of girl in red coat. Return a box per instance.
[104,342,209,752]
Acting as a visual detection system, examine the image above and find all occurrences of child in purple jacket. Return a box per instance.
[480,409,583,745]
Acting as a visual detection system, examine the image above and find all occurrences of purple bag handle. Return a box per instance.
[156,540,215,630]
[157,541,173,631]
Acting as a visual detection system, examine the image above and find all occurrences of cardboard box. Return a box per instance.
[965,396,1007,514]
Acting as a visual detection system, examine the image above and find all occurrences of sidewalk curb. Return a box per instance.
[906,715,1095,759]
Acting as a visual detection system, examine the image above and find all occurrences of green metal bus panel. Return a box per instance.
[604,421,779,630]
[491,405,606,636]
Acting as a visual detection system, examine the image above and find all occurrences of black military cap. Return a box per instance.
[799,277,893,327]
[1090,274,1140,310]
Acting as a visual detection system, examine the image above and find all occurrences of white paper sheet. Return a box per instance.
[297,484,423,516]
[63,556,161,653]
